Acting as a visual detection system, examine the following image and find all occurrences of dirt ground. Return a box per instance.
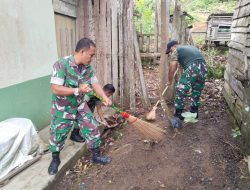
[55,68,250,190]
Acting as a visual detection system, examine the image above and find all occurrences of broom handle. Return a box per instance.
[154,86,169,108]
[153,68,179,108]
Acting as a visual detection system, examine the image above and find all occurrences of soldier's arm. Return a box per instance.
[51,84,76,96]
[92,83,112,106]
[51,62,76,96]
[51,84,91,96]
[168,61,178,85]
[96,104,105,121]
[167,49,178,85]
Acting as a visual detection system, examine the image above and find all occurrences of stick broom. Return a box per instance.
[85,90,166,141]
[145,68,179,121]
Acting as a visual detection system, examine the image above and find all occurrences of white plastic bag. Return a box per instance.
[0,118,38,179]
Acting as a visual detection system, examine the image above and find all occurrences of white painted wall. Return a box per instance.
[0,0,58,88]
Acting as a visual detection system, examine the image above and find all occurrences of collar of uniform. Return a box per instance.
[69,55,90,69]
[69,55,78,67]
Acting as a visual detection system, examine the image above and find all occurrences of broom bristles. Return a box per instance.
[145,107,157,121]
[126,115,166,141]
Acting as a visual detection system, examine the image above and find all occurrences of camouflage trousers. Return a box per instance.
[49,102,101,152]
[175,61,207,110]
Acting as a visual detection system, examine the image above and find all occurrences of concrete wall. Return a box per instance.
[0,0,58,130]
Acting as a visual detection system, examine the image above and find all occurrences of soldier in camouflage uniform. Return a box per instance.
[48,38,112,175]
[166,40,207,128]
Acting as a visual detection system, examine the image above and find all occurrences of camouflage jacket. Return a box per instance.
[50,55,98,119]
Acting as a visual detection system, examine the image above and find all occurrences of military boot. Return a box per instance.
[48,152,61,175]
[70,128,85,143]
[91,148,112,165]
[174,109,184,121]
[170,117,183,129]
[190,106,199,119]
[170,109,184,129]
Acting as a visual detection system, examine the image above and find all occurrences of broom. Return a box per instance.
[83,88,166,141]
[111,106,166,141]
[145,86,169,121]
[145,68,179,121]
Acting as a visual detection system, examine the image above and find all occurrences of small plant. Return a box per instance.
[207,64,225,78]
[194,36,205,46]
[232,127,241,138]
[202,47,226,79]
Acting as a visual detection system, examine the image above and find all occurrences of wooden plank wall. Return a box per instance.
[55,14,76,57]
[223,0,250,153]
[76,0,149,111]
[172,0,187,44]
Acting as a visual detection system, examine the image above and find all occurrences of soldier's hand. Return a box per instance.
[79,84,92,93]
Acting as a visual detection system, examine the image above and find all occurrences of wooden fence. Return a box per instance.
[137,33,159,53]
[76,0,149,111]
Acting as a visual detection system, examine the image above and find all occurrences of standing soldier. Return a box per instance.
[48,38,112,175]
[166,40,207,128]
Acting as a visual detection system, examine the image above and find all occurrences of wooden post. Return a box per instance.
[88,0,97,68]
[139,35,143,52]
[106,0,112,83]
[123,1,129,107]
[118,0,124,106]
[83,0,89,37]
[122,0,135,111]
[167,0,181,102]
[111,0,119,101]
[157,0,161,39]
[159,0,170,96]
[88,0,95,41]
[154,0,159,53]
[127,0,135,111]
[172,0,181,41]
[134,29,150,107]
[98,0,107,85]
[94,0,100,77]
[76,0,85,41]
[147,35,150,53]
